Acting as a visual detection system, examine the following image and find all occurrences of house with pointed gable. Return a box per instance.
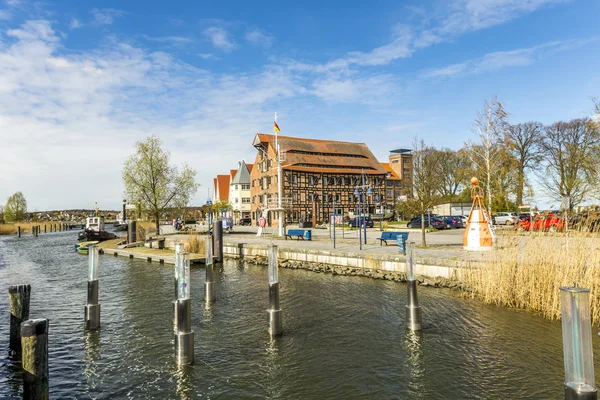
[229,160,253,223]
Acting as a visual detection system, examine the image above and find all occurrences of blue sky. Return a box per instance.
[0,0,599,210]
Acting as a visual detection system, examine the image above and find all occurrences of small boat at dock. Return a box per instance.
[78,206,116,243]
[76,241,99,255]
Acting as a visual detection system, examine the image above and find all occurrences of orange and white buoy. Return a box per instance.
[463,177,495,251]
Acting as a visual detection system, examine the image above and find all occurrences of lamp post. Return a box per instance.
[206,199,213,232]
[354,169,373,251]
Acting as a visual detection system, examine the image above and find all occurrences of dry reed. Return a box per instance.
[0,222,64,235]
[463,230,600,325]
[184,235,206,254]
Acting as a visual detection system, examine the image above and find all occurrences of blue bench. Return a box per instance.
[285,229,308,240]
[377,231,409,246]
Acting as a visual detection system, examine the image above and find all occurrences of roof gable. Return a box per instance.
[232,160,251,184]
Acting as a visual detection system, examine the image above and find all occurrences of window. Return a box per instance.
[242,198,250,204]
[292,174,298,184]
[386,190,393,198]
[392,159,399,163]
[403,168,410,176]
[308,193,314,202]
[235,198,239,203]
[292,192,298,201]
[335,194,341,201]
[235,185,238,190]
[242,184,250,190]
[323,176,328,186]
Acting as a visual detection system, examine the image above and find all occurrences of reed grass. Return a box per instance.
[0,222,64,235]
[463,230,600,325]
[185,235,206,254]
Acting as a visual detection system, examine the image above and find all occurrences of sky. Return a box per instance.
[0,0,599,211]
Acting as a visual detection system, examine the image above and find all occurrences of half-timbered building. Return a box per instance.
[250,134,412,227]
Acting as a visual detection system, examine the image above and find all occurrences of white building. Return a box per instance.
[229,160,253,223]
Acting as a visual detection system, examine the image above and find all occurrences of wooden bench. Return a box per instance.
[377,231,409,246]
[285,229,307,240]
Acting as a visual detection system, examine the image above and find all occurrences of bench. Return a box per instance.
[377,231,409,246]
[285,229,308,240]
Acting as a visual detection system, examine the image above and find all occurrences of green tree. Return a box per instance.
[123,134,200,233]
[213,200,232,216]
[4,192,27,222]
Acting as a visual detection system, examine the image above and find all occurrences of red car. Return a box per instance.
[515,214,565,232]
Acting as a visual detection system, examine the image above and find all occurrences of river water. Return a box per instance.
[1,231,599,399]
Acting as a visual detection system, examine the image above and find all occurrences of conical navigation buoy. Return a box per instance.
[463,177,495,251]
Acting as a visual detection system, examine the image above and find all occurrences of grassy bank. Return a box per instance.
[463,231,600,325]
[0,222,67,235]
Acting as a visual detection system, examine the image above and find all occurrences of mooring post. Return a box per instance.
[173,243,184,332]
[205,237,215,302]
[17,226,21,237]
[267,245,282,336]
[174,252,194,365]
[128,221,137,244]
[9,284,31,353]
[214,220,223,263]
[84,245,101,330]
[560,286,597,400]
[44,224,47,233]
[405,242,422,331]
[21,318,49,400]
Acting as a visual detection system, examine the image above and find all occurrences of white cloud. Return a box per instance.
[203,26,236,51]
[245,29,274,48]
[141,35,192,46]
[69,18,82,29]
[91,8,125,25]
[198,53,217,60]
[0,19,302,209]
[421,38,591,78]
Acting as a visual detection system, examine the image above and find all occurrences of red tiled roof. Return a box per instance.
[230,169,237,181]
[380,162,400,180]
[253,134,386,175]
[246,163,253,172]
[216,175,230,201]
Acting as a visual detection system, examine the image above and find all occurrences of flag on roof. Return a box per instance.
[273,121,280,133]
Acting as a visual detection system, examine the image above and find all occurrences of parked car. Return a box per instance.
[238,217,252,226]
[348,217,374,228]
[407,216,447,230]
[571,213,600,232]
[439,216,464,229]
[494,212,518,225]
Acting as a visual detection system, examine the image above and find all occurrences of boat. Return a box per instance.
[113,211,128,231]
[78,205,117,243]
[75,241,99,254]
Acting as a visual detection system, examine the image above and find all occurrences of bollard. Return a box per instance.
[17,226,21,237]
[405,242,422,331]
[84,245,101,330]
[174,252,194,365]
[205,237,215,302]
[560,286,597,400]
[173,243,184,332]
[214,220,223,263]
[128,221,137,244]
[9,284,31,353]
[237,243,244,260]
[21,318,49,400]
[267,245,282,336]
[44,225,46,233]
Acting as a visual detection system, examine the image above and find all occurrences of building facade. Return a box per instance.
[228,160,253,223]
[249,134,413,226]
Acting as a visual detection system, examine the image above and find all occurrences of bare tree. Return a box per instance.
[469,96,509,211]
[435,148,471,199]
[539,118,600,210]
[505,122,543,207]
[397,139,442,247]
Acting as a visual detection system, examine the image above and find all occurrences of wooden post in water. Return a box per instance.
[9,284,31,353]
[17,226,21,237]
[44,225,46,233]
[214,220,223,263]
[21,318,49,400]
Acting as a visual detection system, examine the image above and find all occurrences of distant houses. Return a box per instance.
[211,133,412,226]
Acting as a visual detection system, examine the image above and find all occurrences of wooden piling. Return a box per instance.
[44,225,47,233]
[9,284,31,353]
[21,319,49,400]
[17,226,21,237]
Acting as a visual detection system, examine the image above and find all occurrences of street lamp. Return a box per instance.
[354,170,373,250]
[206,199,213,232]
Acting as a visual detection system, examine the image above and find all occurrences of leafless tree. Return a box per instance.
[469,96,509,211]
[539,118,600,210]
[434,148,471,199]
[397,138,442,247]
[505,122,543,207]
